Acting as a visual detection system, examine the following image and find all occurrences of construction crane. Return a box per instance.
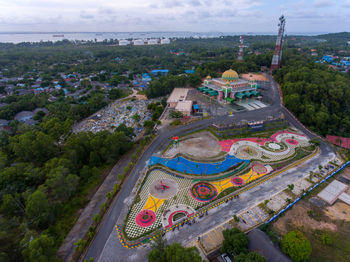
[238,35,244,61]
[271,15,286,70]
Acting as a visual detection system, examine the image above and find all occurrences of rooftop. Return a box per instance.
[175,100,193,112]
[318,180,349,204]
[167,88,190,103]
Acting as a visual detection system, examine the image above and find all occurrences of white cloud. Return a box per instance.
[342,0,350,7]
[80,10,94,19]
[0,0,347,32]
[313,0,335,8]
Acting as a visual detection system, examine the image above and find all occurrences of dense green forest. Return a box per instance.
[274,49,350,137]
[0,122,133,261]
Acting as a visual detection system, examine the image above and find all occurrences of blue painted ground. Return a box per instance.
[148,155,248,175]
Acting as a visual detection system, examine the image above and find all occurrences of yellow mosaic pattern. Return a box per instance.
[212,167,269,194]
[212,177,233,194]
[240,168,267,183]
[143,195,165,212]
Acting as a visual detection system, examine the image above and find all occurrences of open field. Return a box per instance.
[163,131,223,159]
[241,73,269,82]
[269,168,350,262]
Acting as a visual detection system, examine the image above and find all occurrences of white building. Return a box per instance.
[133,39,145,46]
[118,39,130,46]
[160,38,171,44]
[147,39,159,45]
[175,100,193,116]
[167,88,190,108]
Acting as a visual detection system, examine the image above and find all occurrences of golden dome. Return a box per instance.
[206,75,212,79]
[222,69,239,82]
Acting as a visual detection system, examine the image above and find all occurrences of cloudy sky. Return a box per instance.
[0,0,349,33]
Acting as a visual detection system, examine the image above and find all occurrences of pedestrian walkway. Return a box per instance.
[239,101,267,111]
[237,205,269,230]
[199,204,270,254]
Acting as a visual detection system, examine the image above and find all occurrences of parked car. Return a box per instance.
[221,253,232,262]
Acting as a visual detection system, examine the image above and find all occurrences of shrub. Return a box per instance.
[118,174,125,181]
[321,233,333,246]
[93,214,101,224]
[170,119,181,126]
[281,230,312,262]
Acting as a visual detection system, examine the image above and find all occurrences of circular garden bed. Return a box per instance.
[190,182,218,202]
[231,177,245,186]
[135,209,156,227]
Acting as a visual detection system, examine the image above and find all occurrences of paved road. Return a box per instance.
[84,76,335,262]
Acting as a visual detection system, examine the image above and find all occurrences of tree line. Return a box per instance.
[274,49,350,137]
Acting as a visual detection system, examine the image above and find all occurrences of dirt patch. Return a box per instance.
[325,201,350,222]
[273,204,337,235]
[340,167,350,181]
[163,131,223,159]
[241,73,269,82]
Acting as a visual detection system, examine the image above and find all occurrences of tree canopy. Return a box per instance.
[148,237,202,262]
[274,49,350,137]
[281,230,312,262]
[221,228,249,256]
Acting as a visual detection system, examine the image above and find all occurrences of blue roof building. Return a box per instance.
[340,60,350,66]
[150,69,169,76]
[185,70,195,74]
[322,55,333,63]
[142,73,152,82]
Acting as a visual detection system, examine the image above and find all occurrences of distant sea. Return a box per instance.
[0,32,326,44]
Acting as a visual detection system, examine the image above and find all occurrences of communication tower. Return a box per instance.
[271,15,286,70]
[238,35,244,61]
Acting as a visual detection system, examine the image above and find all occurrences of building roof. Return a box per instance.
[318,180,349,204]
[14,111,34,121]
[167,88,189,103]
[327,135,350,149]
[222,69,239,82]
[150,69,169,75]
[175,100,193,112]
[0,119,9,126]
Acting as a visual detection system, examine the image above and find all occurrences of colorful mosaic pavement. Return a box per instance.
[220,130,309,161]
[121,129,312,242]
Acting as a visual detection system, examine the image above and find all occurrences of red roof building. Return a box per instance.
[326,135,350,149]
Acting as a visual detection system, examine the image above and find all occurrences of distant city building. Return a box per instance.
[118,39,130,46]
[160,38,171,44]
[133,39,145,46]
[199,69,260,104]
[147,39,158,45]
